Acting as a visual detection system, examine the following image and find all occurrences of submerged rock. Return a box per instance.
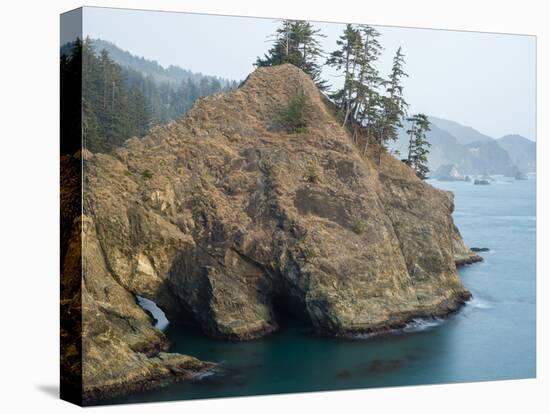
[63,64,481,402]
[515,171,528,180]
[471,247,490,252]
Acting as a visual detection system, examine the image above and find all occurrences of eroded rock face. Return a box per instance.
[61,154,213,405]
[67,64,481,400]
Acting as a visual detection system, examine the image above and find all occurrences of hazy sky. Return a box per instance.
[81,7,536,140]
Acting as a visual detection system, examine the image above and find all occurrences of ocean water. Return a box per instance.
[114,175,536,404]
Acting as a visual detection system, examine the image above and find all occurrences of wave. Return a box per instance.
[349,317,446,339]
[348,298,492,339]
[468,296,492,309]
[193,370,218,380]
[402,317,445,333]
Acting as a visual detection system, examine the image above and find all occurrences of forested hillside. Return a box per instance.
[91,39,239,127]
[92,39,234,87]
[60,38,238,154]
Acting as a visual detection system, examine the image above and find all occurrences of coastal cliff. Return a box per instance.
[62,64,481,403]
[61,153,214,405]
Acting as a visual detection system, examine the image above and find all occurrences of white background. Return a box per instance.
[0,0,547,412]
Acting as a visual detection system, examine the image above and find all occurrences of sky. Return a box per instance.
[79,7,536,140]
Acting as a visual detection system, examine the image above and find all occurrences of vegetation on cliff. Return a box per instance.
[403,113,432,179]
[258,20,431,176]
[256,20,328,90]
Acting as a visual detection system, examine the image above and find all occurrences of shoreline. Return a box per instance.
[85,251,483,404]
[83,355,217,406]
[334,288,472,339]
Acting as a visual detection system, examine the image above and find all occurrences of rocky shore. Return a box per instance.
[83,353,215,405]
[455,255,484,266]
[62,64,482,403]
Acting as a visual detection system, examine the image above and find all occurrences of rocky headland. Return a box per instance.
[61,64,481,403]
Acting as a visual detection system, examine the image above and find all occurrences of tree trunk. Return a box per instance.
[342,102,352,127]
[111,80,115,111]
[407,125,415,164]
[377,135,382,173]
[342,49,350,111]
[342,56,358,126]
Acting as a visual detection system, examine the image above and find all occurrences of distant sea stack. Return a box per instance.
[515,171,528,180]
[432,164,466,181]
[63,64,481,403]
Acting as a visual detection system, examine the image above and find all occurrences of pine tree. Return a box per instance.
[293,21,328,90]
[327,25,362,123]
[404,113,432,179]
[256,20,327,89]
[380,47,408,144]
[81,39,148,152]
[128,87,151,137]
[71,38,230,154]
[360,90,383,157]
[256,20,297,66]
[374,47,409,164]
[82,38,104,151]
[354,26,383,117]
[353,25,384,154]
[328,24,384,141]
[329,24,404,165]
[61,38,83,155]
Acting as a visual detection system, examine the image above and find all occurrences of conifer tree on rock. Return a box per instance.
[327,24,362,114]
[375,47,409,163]
[328,24,385,151]
[404,113,432,179]
[256,20,328,89]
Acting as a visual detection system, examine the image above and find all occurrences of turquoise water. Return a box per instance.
[114,176,536,404]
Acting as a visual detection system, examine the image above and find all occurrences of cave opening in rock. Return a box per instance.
[136,295,170,331]
[271,286,311,334]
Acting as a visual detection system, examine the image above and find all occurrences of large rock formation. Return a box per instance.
[61,154,214,405]
[432,164,466,181]
[63,64,481,403]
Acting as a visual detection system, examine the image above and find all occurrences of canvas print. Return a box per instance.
[60,7,536,406]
